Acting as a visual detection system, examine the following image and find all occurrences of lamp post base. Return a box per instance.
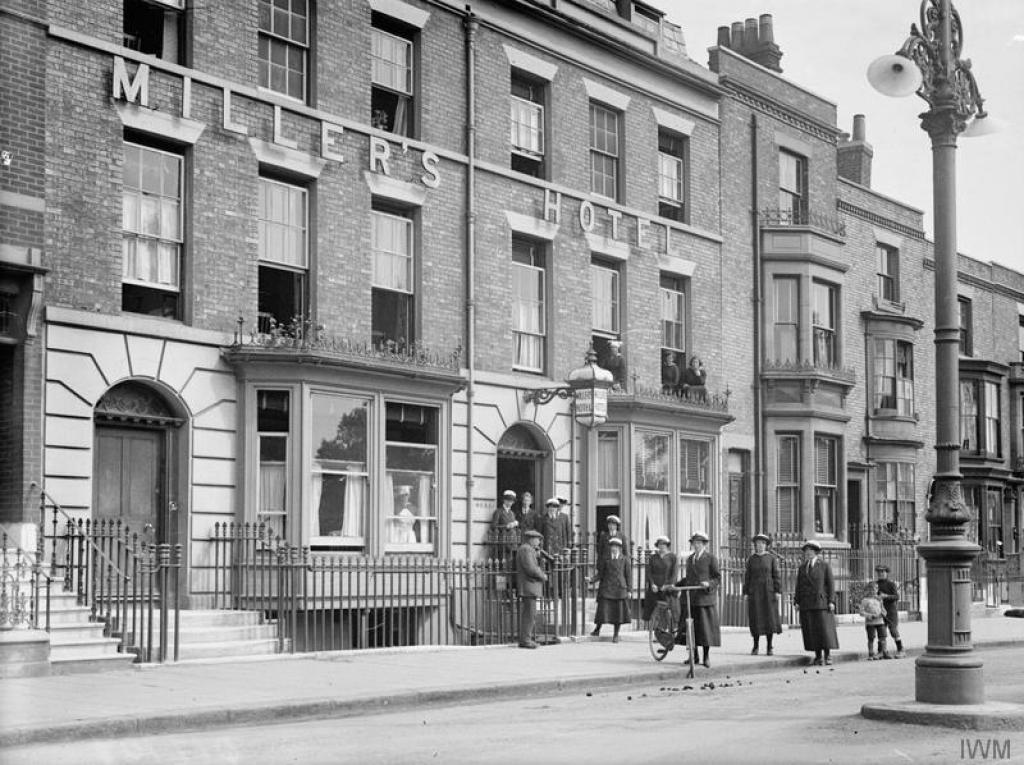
[916,653,984,705]
[862,700,1024,731]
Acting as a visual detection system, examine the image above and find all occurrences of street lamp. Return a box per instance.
[523,346,614,428]
[868,0,989,706]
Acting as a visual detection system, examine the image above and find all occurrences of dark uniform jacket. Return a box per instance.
[592,554,630,600]
[515,543,546,598]
[676,550,720,607]
[541,512,571,555]
[490,506,517,530]
[794,557,835,611]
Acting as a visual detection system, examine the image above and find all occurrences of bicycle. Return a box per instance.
[648,584,704,678]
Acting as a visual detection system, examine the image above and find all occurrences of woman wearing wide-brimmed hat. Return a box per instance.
[743,533,782,655]
[794,539,840,665]
[674,531,721,668]
[642,535,677,622]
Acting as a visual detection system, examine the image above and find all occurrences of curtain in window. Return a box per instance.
[341,476,365,538]
[259,463,285,514]
[678,496,709,549]
[635,493,668,548]
[416,473,433,545]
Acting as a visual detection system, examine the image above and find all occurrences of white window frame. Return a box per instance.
[773,276,800,362]
[258,0,309,102]
[812,281,837,367]
[876,243,899,303]
[371,26,413,95]
[371,209,414,294]
[875,461,915,534]
[813,435,838,536]
[776,434,800,535]
[512,238,546,372]
[591,260,620,336]
[589,102,620,201]
[258,177,308,270]
[660,274,686,356]
[122,141,183,293]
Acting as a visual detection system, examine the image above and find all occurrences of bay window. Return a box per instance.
[257,390,290,539]
[384,403,438,554]
[773,276,799,363]
[634,431,669,548]
[776,434,799,534]
[812,281,837,366]
[678,438,710,549]
[814,435,838,535]
[310,393,369,549]
[875,462,915,535]
[873,339,914,416]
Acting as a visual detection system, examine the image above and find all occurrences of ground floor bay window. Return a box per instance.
[246,381,446,556]
[609,426,717,551]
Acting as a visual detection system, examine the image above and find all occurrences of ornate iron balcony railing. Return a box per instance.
[229,316,463,373]
[759,206,847,238]
[611,381,731,413]
[762,357,857,384]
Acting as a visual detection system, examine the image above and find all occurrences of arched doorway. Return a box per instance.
[496,424,550,521]
[93,381,184,544]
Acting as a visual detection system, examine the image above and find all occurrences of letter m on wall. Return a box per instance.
[112,56,150,107]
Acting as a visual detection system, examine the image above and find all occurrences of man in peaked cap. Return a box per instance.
[541,497,571,557]
[516,529,546,649]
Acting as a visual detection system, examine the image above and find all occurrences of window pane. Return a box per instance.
[635,432,669,491]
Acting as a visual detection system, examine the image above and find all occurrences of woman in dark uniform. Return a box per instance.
[596,514,627,565]
[794,539,840,665]
[642,535,677,621]
[588,537,631,642]
[743,533,782,655]
[675,531,721,668]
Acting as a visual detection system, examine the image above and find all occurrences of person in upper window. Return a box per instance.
[680,355,707,401]
[661,351,681,393]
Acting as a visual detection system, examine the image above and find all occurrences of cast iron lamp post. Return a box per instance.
[868,0,991,705]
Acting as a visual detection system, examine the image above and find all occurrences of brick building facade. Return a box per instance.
[1,0,1021,612]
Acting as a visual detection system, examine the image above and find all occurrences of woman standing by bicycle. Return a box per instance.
[642,535,677,622]
[743,533,782,655]
[675,531,721,668]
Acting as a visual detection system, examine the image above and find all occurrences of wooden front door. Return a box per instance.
[94,426,167,541]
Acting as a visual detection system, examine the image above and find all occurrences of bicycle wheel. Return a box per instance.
[648,605,673,662]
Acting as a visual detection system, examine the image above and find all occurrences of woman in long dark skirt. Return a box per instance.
[743,533,782,655]
[589,537,631,642]
[642,535,677,621]
[675,531,721,668]
[794,539,840,665]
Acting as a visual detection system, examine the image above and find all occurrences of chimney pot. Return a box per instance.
[852,114,867,142]
[717,25,732,48]
[744,18,758,51]
[731,21,745,51]
[759,14,775,44]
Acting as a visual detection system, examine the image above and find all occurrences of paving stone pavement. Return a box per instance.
[1,610,1021,747]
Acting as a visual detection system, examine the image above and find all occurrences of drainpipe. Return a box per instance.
[463,6,478,551]
[750,114,765,533]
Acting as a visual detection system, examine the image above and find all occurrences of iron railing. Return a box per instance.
[34,487,182,663]
[718,540,921,627]
[1,533,52,631]
[208,523,592,651]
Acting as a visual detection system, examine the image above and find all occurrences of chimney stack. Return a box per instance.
[837,114,874,187]
[716,14,783,72]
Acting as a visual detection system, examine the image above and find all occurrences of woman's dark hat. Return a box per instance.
[689,531,709,543]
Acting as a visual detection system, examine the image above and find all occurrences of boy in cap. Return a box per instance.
[875,565,905,658]
[858,582,888,660]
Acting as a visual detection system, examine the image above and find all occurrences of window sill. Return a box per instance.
[870,410,918,423]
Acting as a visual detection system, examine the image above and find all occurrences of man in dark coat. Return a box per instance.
[490,489,519,560]
[588,537,631,642]
[675,531,721,668]
[794,539,839,665]
[875,564,905,658]
[515,530,546,649]
[743,533,782,655]
[540,497,571,556]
